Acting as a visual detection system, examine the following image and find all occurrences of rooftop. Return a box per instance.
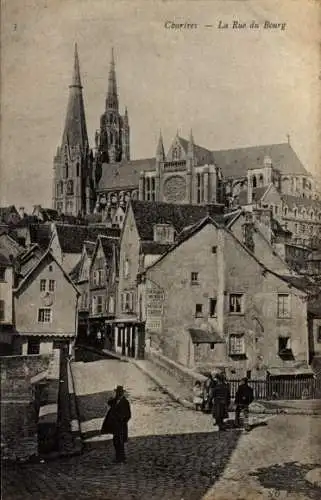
[55,224,120,254]
[130,200,225,241]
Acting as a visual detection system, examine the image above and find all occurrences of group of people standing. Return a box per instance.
[193,373,254,431]
[101,375,254,464]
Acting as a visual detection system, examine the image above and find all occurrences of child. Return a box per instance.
[193,380,203,411]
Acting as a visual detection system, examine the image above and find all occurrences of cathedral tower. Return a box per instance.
[96,48,130,165]
[52,44,93,216]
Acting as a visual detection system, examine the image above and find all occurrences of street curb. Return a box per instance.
[131,360,195,410]
[132,359,321,416]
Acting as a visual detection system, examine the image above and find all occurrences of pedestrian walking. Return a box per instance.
[202,373,216,413]
[234,377,254,431]
[193,380,203,411]
[101,385,131,463]
[212,373,231,431]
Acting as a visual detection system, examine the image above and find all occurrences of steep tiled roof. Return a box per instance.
[97,158,155,191]
[39,208,60,222]
[55,224,120,254]
[279,275,321,295]
[0,252,12,266]
[29,224,52,250]
[18,246,45,278]
[140,241,173,255]
[0,206,20,224]
[130,200,225,241]
[100,236,118,260]
[177,137,213,166]
[238,186,268,206]
[281,194,321,211]
[212,143,309,179]
[84,241,96,257]
[69,258,82,282]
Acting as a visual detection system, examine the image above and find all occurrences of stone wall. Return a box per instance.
[1,354,51,461]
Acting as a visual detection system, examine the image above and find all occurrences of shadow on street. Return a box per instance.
[3,430,242,500]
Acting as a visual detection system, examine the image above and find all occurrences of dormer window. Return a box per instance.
[153,224,175,244]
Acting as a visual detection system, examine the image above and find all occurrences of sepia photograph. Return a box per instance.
[1,0,321,498]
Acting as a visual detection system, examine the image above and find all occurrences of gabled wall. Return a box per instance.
[14,256,78,336]
[117,205,141,316]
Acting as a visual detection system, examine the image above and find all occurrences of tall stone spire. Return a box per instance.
[62,43,88,149]
[53,44,92,217]
[106,47,119,111]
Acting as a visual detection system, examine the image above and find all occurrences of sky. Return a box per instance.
[1,0,320,211]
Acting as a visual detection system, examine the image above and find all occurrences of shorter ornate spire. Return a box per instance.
[156,131,165,161]
[188,129,194,157]
[106,47,118,110]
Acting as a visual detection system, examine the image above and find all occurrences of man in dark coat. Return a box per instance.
[234,377,254,431]
[212,373,231,431]
[101,385,131,463]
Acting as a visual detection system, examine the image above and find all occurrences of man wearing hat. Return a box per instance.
[234,377,254,431]
[211,373,231,431]
[101,385,131,463]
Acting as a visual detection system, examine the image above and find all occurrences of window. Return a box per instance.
[317,327,321,343]
[277,294,290,318]
[38,308,52,323]
[283,207,288,216]
[278,336,291,353]
[195,304,203,317]
[172,146,180,160]
[92,270,99,286]
[124,259,129,278]
[40,279,46,292]
[82,292,88,309]
[27,339,40,355]
[229,294,243,314]
[196,173,204,204]
[91,296,96,314]
[0,267,6,282]
[49,280,55,292]
[211,246,217,254]
[109,296,115,314]
[209,298,217,317]
[0,300,5,321]
[67,179,74,195]
[49,265,53,272]
[98,269,104,286]
[145,177,156,201]
[123,292,133,313]
[97,296,103,314]
[191,272,199,284]
[229,334,245,355]
[76,162,80,177]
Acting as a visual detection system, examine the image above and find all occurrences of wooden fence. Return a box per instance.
[227,376,321,400]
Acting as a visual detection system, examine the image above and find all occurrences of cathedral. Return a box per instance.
[52,45,321,247]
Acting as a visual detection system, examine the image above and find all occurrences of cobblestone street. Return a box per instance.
[3,359,321,500]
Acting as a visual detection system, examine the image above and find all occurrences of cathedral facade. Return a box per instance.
[52,46,321,247]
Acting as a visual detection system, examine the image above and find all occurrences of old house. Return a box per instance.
[139,216,316,379]
[0,253,15,354]
[49,223,120,273]
[88,235,119,349]
[13,249,79,356]
[70,240,96,343]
